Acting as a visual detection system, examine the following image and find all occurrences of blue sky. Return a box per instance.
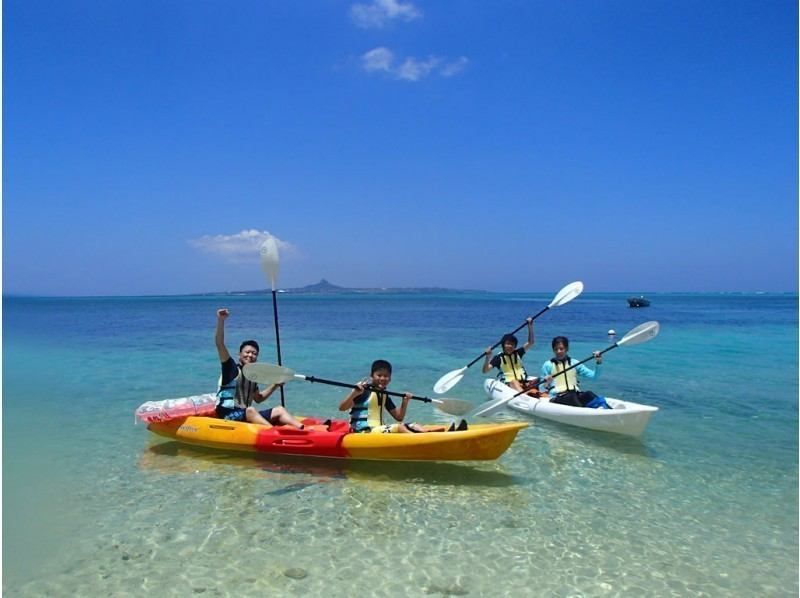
[4,0,797,296]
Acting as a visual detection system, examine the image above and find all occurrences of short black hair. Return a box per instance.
[240,340,260,353]
[501,333,518,347]
[371,359,392,374]
[551,336,569,349]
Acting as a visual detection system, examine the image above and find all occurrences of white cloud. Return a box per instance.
[188,230,295,263]
[361,47,394,73]
[396,56,440,81]
[350,0,421,29]
[440,56,469,77]
[360,48,469,82]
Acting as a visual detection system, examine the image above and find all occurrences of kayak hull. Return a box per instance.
[147,416,527,461]
[484,379,657,437]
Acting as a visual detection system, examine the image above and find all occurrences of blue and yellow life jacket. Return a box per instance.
[349,388,388,432]
[216,365,258,409]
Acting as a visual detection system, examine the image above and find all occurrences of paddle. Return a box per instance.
[471,320,660,418]
[260,236,286,407]
[513,320,661,400]
[243,362,474,416]
[432,281,584,394]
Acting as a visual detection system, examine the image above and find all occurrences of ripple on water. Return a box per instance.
[4,428,798,597]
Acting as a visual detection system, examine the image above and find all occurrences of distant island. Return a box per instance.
[212,279,487,295]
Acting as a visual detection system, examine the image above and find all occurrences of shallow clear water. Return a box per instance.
[3,292,797,596]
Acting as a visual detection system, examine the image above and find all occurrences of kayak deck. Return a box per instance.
[484,379,657,437]
[147,416,528,461]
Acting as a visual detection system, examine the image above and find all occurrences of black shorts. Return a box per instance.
[550,390,598,408]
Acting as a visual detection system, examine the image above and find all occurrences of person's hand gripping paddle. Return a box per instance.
[470,320,661,418]
[244,363,474,416]
[433,281,584,394]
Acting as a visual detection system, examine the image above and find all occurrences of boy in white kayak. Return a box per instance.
[214,308,306,428]
[541,336,609,408]
[481,318,543,397]
[339,360,460,433]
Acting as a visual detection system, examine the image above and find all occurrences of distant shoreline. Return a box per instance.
[193,288,491,296]
[191,278,489,296]
[5,290,797,300]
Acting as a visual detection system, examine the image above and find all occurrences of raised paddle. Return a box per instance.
[472,320,661,417]
[243,362,474,416]
[432,281,584,394]
[260,236,285,407]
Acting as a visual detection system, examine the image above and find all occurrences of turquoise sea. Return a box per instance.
[3,292,798,596]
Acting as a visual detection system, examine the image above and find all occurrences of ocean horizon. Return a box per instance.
[3,289,797,299]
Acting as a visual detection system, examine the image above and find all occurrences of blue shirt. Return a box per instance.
[541,357,600,397]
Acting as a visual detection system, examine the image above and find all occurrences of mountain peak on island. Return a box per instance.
[295,279,344,292]
[193,279,486,296]
[279,279,484,295]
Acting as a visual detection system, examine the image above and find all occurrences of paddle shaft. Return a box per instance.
[271,289,285,407]
[512,344,615,399]
[465,306,547,368]
[303,374,439,405]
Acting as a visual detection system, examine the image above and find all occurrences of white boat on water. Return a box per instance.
[482,379,658,437]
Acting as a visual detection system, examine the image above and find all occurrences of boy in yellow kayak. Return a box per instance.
[339,360,460,433]
[214,308,305,428]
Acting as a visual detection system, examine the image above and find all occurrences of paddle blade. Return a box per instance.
[470,397,510,418]
[618,321,659,347]
[469,379,517,418]
[433,398,474,416]
[242,362,296,385]
[259,237,280,291]
[433,367,467,394]
[548,281,584,308]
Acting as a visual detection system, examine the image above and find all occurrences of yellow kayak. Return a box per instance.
[147,416,527,461]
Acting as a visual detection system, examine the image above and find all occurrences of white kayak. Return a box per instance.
[483,379,658,437]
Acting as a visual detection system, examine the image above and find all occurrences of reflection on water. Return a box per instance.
[491,409,658,458]
[530,419,660,458]
[140,439,524,487]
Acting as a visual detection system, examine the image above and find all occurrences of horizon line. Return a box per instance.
[3,290,797,300]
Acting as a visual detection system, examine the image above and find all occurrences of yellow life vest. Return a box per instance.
[498,351,527,383]
[550,359,578,394]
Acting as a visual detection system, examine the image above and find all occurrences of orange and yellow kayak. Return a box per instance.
[147,416,527,461]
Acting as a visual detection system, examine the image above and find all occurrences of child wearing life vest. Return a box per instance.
[339,360,461,433]
[541,336,609,408]
[481,318,543,397]
[214,308,306,428]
